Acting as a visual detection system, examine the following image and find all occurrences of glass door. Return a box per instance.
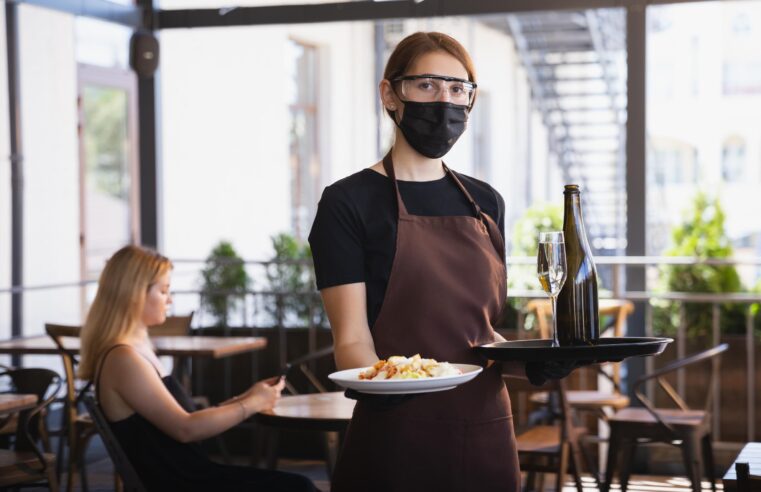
[77,64,139,298]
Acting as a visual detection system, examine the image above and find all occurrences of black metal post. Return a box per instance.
[136,0,159,248]
[625,3,647,395]
[7,0,23,365]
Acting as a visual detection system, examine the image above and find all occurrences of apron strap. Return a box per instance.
[382,152,410,217]
[443,164,482,217]
[445,165,506,262]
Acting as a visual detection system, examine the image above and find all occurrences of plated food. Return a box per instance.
[359,354,462,380]
[329,360,482,395]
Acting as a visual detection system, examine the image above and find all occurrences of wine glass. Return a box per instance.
[537,231,567,347]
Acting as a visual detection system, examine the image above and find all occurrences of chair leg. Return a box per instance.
[618,439,637,492]
[323,431,340,479]
[66,452,76,492]
[55,408,67,482]
[46,462,60,492]
[79,449,89,492]
[569,440,586,492]
[265,428,279,470]
[681,434,704,492]
[603,429,620,492]
[701,434,716,492]
[556,442,570,492]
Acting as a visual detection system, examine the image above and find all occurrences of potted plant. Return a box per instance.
[199,241,251,328]
[652,192,748,339]
[264,233,325,327]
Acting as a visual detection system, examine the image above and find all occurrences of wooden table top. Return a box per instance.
[0,335,267,358]
[723,442,761,490]
[0,393,37,413]
[256,391,355,432]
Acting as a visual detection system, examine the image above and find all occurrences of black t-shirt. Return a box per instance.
[308,168,506,328]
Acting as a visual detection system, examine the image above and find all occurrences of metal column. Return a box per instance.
[624,3,647,394]
[6,0,24,360]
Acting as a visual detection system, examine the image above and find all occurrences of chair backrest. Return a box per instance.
[83,395,147,492]
[44,323,86,408]
[0,367,61,456]
[148,312,194,337]
[633,343,729,430]
[284,345,335,394]
[525,298,633,338]
[525,298,634,387]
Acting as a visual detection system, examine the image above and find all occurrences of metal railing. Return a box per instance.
[2,255,760,442]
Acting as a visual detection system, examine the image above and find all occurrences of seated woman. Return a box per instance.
[79,245,316,492]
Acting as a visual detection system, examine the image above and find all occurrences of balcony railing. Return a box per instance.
[2,256,760,442]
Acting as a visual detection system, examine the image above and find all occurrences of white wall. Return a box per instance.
[19,5,82,338]
[159,21,376,315]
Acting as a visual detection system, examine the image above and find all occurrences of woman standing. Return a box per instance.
[79,245,316,492]
[309,32,523,491]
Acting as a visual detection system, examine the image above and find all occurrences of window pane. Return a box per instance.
[647,2,761,261]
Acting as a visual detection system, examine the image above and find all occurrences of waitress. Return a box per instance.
[309,32,523,491]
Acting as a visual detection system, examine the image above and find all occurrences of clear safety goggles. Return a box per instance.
[393,75,477,107]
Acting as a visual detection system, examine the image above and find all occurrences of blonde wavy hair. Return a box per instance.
[79,245,172,380]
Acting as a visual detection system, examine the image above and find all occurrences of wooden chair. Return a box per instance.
[525,299,633,417]
[512,377,592,492]
[149,313,195,391]
[0,367,62,491]
[602,343,729,492]
[1,361,54,452]
[45,323,97,492]
[82,395,147,492]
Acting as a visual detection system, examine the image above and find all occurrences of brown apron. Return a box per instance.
[331,153,520,492]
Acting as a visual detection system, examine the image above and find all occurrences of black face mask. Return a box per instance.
[394,100,468,159]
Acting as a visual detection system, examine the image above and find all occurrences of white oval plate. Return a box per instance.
[328,363,483,395]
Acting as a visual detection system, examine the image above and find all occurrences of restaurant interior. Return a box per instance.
[1,0,761,490]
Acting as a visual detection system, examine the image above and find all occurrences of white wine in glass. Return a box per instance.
[537,231,568,347]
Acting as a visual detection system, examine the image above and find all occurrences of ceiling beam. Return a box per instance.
[157,0,709,30]
[17,0,142,28]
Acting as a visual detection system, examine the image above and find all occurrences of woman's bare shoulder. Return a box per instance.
[100,344,154,380]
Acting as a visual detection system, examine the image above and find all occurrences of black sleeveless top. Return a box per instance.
[95,344,316,492]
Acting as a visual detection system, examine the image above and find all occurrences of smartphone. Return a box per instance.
[278,363,292,382]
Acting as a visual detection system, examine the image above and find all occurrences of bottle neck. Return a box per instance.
[563,193,589,242]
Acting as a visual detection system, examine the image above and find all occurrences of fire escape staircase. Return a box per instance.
[494,10,628,253]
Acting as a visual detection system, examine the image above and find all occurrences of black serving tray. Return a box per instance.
[475,337,673,363]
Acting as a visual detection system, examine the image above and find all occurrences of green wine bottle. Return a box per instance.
[556,185,600,346]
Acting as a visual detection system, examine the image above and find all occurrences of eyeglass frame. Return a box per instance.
[391,74,478,108]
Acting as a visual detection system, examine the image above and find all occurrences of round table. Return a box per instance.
[255,392,355,476]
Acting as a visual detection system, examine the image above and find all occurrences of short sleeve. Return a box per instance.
[493,188,506,239]
[308,184,366,290]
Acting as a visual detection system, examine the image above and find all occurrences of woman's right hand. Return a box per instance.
[240,377,285,416]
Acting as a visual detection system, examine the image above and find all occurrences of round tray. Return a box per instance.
[475,337,673,363]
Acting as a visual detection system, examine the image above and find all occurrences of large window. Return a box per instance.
[722,135,746,183]
[647,1,761,256]
[287,40,321,240]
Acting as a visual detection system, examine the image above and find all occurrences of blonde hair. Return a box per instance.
[79,245,172,380]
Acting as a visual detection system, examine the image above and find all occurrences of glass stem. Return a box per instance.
[551,295,559,347]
